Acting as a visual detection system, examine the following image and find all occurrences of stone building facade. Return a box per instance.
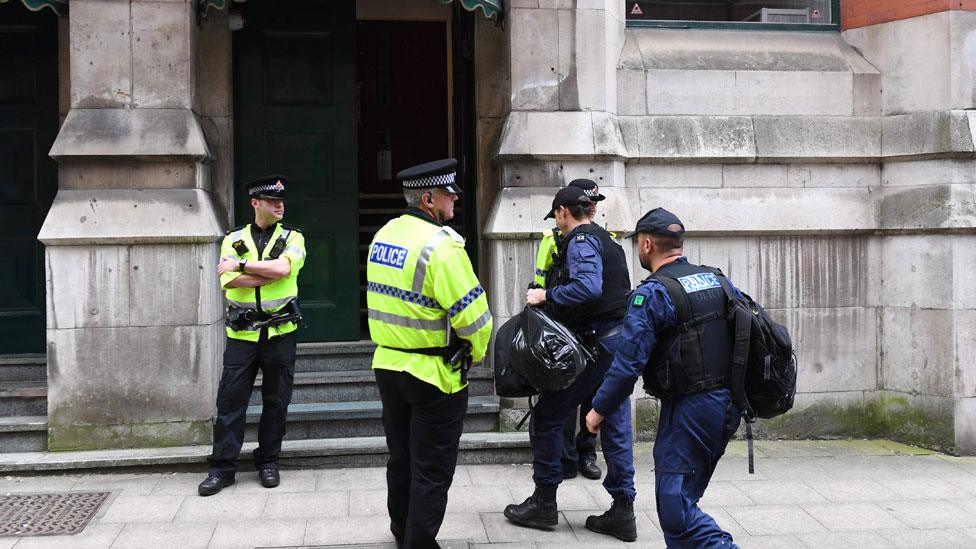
[1,0,974,454]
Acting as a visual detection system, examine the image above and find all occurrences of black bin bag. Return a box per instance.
[508,306,593,393]
[494,316,537,398]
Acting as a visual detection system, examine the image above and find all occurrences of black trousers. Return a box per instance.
[561,385,598,473]
[208,330,296,477]
[375,369,468,549]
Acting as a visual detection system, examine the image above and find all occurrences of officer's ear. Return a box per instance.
[423,192,433,208]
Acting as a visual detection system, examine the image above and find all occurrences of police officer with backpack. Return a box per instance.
[586,208,746,548]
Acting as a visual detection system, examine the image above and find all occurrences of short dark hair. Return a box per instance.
[650,233,683,250]
[566,196,594,221]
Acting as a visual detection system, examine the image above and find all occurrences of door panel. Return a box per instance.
[235,0,359,342]
[0,6,58,354]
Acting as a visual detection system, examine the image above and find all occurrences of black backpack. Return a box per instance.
[716,276,797,472]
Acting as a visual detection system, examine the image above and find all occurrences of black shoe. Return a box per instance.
[197,474,235,496]
[585,495,638,542]
[503,488,558,530]
[579,456,602,480]
[259,465,280,488]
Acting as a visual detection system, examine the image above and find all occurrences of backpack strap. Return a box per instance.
[715,275,758,474]
[715,276,754,417]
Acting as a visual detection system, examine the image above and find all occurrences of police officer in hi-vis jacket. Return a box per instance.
[366,158,492,549]
[200,175,306,497]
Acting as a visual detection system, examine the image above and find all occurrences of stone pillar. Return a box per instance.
[500,0,626,192]
[488,1,633,428]
[38,1,226,450]
[845,11,976,453]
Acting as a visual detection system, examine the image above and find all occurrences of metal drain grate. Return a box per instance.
[0,492,109,536]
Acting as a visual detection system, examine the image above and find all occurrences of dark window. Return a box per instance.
[625,0,834,25]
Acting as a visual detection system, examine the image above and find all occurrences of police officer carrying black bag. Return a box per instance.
[587,208,747,548]
[199,175,307,496]
[504,185,638,542]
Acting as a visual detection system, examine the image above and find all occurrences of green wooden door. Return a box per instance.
[235,0,359,342]
[0,6,58,354]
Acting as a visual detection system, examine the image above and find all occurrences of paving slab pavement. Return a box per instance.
[2,440,976,548]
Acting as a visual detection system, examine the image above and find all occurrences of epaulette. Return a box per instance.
[225,224,247,236]
[280,223,303,233]
[442,226,465,245]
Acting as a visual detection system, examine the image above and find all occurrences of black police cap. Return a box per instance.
[245,174,288,200]
[569,178,606,201]
[397,158,461,195]
[544,186,589,220]
[627,208,685,239]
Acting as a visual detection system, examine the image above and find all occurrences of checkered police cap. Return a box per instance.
[569,178,606,201]
[397,159,461,195]
[245,174,288,200]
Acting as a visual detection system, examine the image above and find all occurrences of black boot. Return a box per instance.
[197,473,235,496]
[503,484,558,530]
[578,455,602,480]
[585,495,637,542]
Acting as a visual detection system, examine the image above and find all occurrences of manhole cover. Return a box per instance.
[0,492,109,536]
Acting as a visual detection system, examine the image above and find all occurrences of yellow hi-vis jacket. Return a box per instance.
[220,223,306,341]
[534,230,558,288]
[367,211,492,394]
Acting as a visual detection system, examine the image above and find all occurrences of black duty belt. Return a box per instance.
[380,345,447,358]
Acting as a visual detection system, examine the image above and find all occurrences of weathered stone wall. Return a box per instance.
[39,1,225,450]
[486,5,976,453]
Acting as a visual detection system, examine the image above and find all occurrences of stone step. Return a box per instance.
[0,431,532,472]
[295,341,375,373]
[0,382,47,416]
[244,396,500,441]
[0,415,48,453]
[250,368,495,405]
[0,354,46,383]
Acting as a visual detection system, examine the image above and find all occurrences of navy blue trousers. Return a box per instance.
[561,387,598,474]
[531,334,636,501]
[654,387,740,548]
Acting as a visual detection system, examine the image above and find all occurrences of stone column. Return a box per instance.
[487,1,634,428]
[845,11,976,453]
[38,1,226,450]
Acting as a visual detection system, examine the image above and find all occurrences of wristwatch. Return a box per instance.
[238,258,248,272]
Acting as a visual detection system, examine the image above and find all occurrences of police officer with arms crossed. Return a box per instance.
[534,179,607,482]
[367,159,492,549]
[504,185,638,542]
[587,208,745,548]
[199,175,306,496]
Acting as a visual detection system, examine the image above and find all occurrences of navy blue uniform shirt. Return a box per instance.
[545,229,604,307]
[591,257,744,416]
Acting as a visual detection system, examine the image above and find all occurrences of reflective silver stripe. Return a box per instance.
[262,296,294,310]
[411,229,452,294]
[368,309,447,332]
[227,295,294,310]
[454,309,492,337]
[285,245,305,259]
[228,229,243,243]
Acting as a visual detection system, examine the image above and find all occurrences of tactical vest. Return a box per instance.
[644,261,734,398]
[549,223,630,331]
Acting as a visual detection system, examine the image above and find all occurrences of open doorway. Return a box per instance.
[234,1,477,342]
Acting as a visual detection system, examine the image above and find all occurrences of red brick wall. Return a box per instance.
[843,0,976,30]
